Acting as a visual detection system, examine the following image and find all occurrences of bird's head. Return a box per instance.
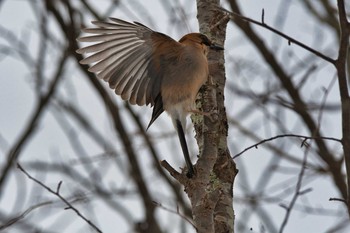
[179,33,224,52]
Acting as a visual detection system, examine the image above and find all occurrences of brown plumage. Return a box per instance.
[76,18,223,177]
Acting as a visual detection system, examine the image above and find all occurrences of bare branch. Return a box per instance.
[0,47,69,194]
[160,160,184,183]
[233,134,341,159]
[216,6,335,64]
[17,163,102,233]
[0,201,53,231]
[335,0,350,214]
[227,0,347,200]
[152,201,196,230]
[279,147,309,232]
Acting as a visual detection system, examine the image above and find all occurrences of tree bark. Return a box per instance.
[163,1,237,232]
[196,1,237,232]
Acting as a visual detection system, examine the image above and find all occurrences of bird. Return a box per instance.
[76,18,224,178]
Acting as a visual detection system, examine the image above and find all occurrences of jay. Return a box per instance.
[77,18,223,177]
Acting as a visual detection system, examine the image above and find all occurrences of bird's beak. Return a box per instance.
[210,43,224,51]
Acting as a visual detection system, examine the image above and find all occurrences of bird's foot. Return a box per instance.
[186,170,194,178]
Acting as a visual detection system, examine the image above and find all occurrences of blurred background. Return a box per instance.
[0,0,349,232]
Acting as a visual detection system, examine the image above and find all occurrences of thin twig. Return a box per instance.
[233,134,341,159]
[17,163,102,233]
[0,47,69,194]
[0,201,53,231]
[226,0,347,199]
[279,56,333,231]
[279,144,309,233]
[152,201,196,230]
[216,6,335,64]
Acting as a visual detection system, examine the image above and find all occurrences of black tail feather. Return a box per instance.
[147,95,164,130]
[175,119,194,178]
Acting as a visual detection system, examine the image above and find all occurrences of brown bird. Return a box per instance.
[76,18,223,178]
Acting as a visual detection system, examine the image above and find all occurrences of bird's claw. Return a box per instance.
[186,170,194,178]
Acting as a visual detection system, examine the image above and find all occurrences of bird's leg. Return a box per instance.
[175,119,194,178]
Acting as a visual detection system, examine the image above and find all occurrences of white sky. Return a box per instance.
[0,0,349,233]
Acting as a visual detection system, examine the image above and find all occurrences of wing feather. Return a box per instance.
[76,18,181,107]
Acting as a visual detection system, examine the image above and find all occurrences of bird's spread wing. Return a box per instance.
[76,18,179,107]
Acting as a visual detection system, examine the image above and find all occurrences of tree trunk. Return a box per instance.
[162,1,237,232]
